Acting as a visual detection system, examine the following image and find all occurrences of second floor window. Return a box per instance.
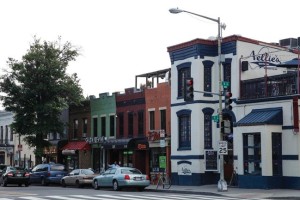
[160,109,166,132]
[128,112,134,137]
[177,62,191,98]
[101,116,106,137]
[83,118,87,137]
[73,119,78,139]
[118,113,124,137]
[0,126,3,144]
[110,115,115,137]
[5,125,8,144]
[138,111,144,136]
[10,126,13,141]
[93,118,98,137]
[149,110,155,130]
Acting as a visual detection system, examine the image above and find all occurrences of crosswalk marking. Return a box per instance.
[0,193,268,200]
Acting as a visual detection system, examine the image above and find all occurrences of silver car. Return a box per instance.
[61,169,97,188]
[92,167,150,191]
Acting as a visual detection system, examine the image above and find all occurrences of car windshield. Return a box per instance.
[121,168,142,174]
[50,164,66,171]
[8,167,23,171]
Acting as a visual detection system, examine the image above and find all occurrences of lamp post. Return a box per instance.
[169,8,227,192]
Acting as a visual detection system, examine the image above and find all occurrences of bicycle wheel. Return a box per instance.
[163,176,172,189]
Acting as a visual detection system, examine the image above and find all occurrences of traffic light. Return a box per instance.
[184,78,194,101]
[225,91,233,110]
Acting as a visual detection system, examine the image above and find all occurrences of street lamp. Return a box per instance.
[169,8,227,192]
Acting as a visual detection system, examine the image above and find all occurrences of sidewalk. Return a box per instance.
[146,184,300,199]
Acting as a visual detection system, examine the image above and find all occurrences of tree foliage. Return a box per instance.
[0,36,84,152]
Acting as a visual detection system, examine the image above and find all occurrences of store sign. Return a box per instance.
[247,47,282,67]
[85,136,106,144]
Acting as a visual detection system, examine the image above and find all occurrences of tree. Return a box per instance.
[0,36,84,163]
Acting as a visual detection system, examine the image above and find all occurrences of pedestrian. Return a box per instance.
[108,161,120,168]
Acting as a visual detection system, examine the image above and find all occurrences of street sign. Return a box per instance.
[218,141,228,155]
[222,81,230,89]
[212,115,219,122]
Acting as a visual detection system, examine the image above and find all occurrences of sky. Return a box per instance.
[1,0,300,108]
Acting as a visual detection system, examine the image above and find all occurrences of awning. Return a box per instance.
[61,141,91,151]
[236,107,283,126]
[277,58,300,68]
[102,138,148,150]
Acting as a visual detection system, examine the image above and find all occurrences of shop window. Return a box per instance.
[177,62,191,98]
[272,132,282,176]
[101,116,106,137]
[109,115,115,137]
[138,111,144,136]
[202,108,214,149]
[243,133,261,175]
[177,109,191,150]
[149,110,155,130]
[160,109,166,132]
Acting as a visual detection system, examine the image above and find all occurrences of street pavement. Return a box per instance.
[147,184,300,199]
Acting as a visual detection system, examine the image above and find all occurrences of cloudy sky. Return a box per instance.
[1,0,300,108]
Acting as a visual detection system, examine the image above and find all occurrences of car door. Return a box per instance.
[73,169,80,185]
[100,169,111,186]
[65,170,76,185]
[106,168,117,187]
[30,164,44,183]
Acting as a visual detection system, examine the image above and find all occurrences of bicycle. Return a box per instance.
[156,172,172,189]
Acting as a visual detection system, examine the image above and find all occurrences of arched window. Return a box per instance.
[202,108,214,149]
[177,62,191,98]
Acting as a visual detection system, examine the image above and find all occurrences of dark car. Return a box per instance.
[29,163,68,186]
[0,166,30,187]
[0,164,7,173]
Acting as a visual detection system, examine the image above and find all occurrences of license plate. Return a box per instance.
[134,177,142,181]
[16,174,22,177]
[56,174,62,177]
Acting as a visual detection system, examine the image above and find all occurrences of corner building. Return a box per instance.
[168,35,300,189]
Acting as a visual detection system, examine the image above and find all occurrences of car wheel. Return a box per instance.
[18,183,22,187]
[25,182,29,187]
[113,180,120,191]
[61,180,66,187]
[93,180,99,190]
[137,187,145,191]
[2,178,7,187]
[75,180,81,188]
[41,178,48,186]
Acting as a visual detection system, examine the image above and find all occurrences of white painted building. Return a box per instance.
[168,35,300,189]
[0,111,35,167]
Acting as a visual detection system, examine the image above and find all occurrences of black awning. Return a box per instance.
[236,107,283,126]
[102,137,148,150]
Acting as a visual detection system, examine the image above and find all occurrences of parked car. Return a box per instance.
[61,168,98,188]
[92,167,150,191]
[29,163,68,186]
[0,166,30,187]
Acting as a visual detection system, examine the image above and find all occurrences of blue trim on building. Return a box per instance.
[171,155,204,159]
[172,99,219,107]
[238,175,300,189]
[282,155,298,160]
[171,172,219,186]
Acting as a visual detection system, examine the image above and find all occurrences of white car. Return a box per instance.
[93,167,150,191]
[61,168,97,188]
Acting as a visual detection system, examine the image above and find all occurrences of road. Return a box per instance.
[0,185,255,200]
